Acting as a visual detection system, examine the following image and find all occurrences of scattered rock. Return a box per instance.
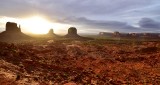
[47,40,54,43]
[16,74,21,81]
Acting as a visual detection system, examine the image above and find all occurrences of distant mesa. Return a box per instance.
[99,31,160,38]
[46,28,59,38]
[68,27,78,36]
[65,27,93,40]
[0,22,31,41]
[48,29,54,35]
[113,31,120,37]
[65,27,79,38]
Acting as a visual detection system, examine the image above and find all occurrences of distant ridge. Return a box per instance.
[99,31,160,38]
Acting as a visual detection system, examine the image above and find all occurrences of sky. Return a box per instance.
[0,0,160,34]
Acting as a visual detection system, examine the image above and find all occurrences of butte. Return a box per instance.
[64,27,93,40]
[0,22,31,41]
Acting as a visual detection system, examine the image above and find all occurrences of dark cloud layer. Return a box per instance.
[59,16,140,32]
[139,18,160,29]
[0,0,160,33]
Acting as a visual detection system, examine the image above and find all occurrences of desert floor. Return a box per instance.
[0,39,160,85]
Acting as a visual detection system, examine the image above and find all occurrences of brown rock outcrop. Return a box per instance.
[6,22,21,33]
[46,29,59,38]
[68,27,78,36]
[48,29,54,35]
[0,22,31,41]
[65,27,79,38]
[65,27,93,40]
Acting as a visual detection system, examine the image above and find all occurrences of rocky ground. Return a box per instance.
[0,39,160,85]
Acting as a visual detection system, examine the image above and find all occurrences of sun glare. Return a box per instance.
[21,16,53,34]
[0,16,71,34]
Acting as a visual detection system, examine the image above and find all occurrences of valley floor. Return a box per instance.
[0,39,160,84]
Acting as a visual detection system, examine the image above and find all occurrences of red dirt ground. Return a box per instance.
[0,40,160,85]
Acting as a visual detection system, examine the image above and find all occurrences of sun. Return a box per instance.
[21,16,53,34]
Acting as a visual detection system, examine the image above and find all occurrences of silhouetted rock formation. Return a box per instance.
[0,22,31,41]
[114,31,120,37]
[65,27,80,38]
[68,27,78,36]
[6,22,21,33]
[46,29,59,38]
[99,31,160,39]
[48,29,54,35]
[65,27,93,40]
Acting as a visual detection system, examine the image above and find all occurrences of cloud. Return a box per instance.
[0,0,160,33]
[0,0,159,18]
[59,16,141,32]
[0,0,38,17]
[139,18,160,29]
